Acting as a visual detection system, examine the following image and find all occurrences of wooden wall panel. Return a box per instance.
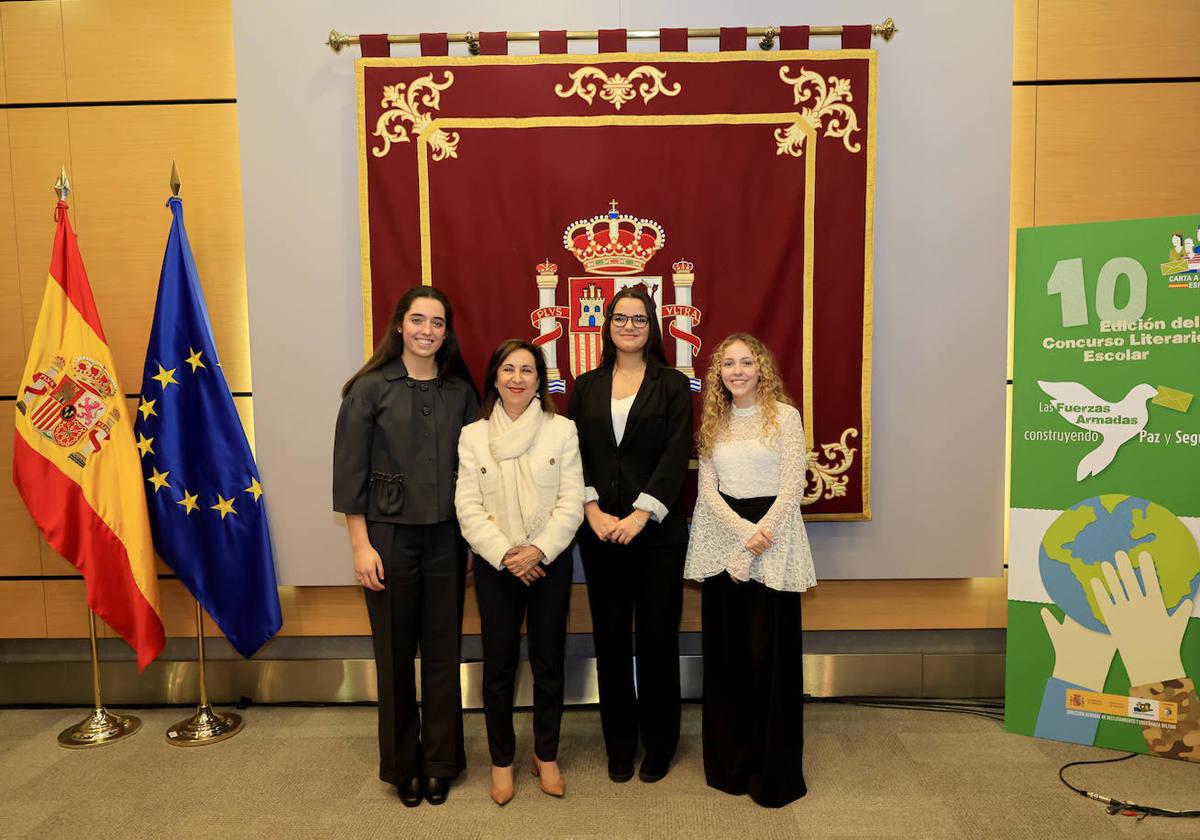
[0,8,7,103]
[63,104,249,394]
[0,0,66,103]
[234,395,255,453]
[8,108,73,348]
[0,582,46,637]
[245,578,1011,640]
[0,112,26,391]
[41,579,87,637]
[276,586,368,637]
[1033,84,1200,226]
[15,577,1014,641]
[0,429,41,577]
[1036,0,1200,80]
[60,0,236,102]
[1012,0,1038,82]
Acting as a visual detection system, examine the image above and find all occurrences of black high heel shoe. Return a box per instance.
[397,777,423,807]
[424,776,450,805]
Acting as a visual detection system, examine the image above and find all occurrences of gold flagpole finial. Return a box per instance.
[54,166,71,201]
[170,161,182,197]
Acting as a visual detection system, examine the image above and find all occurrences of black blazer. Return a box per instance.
[567,363,694,547]
[333,358,479,525]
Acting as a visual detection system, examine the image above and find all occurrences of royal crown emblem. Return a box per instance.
[562,200,666,275]
[530,200,702,392]
[17,355,122,467]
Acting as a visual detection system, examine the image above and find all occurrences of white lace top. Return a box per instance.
[684,401,817,592]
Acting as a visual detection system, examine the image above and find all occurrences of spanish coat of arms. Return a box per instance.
[17,354,121,467]
[529,200,703,393]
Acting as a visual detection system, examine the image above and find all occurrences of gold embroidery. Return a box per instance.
[776,66,861,157]
[372,71,460,160]
[554,66,681,111]
[803,428,859,504]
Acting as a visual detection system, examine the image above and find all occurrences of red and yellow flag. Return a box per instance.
[12,200,164,669]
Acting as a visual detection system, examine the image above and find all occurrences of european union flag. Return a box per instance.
[134,197,281,658]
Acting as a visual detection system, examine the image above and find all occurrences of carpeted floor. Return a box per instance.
[1,703,1199,839]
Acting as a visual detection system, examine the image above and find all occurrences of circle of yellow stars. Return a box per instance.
[139,347,263,520]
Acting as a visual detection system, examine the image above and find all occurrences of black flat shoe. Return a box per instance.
[607,760,635,783]
[397,777,423,807]
[638,756,670,783]
[424,776,449,805]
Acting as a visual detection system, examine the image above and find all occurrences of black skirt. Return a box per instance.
[701,493,807,807]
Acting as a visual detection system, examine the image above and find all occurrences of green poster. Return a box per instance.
[1006,214,1200,763]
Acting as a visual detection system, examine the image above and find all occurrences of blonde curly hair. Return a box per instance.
[697,333,793,457]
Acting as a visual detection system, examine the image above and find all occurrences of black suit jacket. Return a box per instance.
[333,358,479,525]
[567,363,694,547]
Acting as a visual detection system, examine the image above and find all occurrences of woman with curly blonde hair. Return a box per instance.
[685,333,816,808]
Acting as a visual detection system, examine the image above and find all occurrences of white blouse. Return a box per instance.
[684,401,817,592]
[611,393,636,445]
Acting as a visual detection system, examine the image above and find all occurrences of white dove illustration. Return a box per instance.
[1037,381,1158,480]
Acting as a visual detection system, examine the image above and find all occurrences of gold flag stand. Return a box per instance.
[165,600,244,746]
[57,610,142,748]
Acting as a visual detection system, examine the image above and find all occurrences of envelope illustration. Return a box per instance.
[1153,386,1193,413]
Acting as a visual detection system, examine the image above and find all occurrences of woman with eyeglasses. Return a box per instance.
[566,285,694,785]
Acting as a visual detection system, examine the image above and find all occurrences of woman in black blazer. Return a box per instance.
[566,285,694,784]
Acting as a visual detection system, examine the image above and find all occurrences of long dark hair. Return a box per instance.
[341,286,475,397]
[598,284,668,369]
[478,338,556,420]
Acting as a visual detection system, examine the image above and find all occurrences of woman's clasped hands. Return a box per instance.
[503,544,546,585]
[585,502,648,545]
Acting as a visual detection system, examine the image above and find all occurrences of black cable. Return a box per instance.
[816,697,1200,821]
[1059,753,1200,820]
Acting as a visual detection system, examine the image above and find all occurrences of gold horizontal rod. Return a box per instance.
[327,19,898,53]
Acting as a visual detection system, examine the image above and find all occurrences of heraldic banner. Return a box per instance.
[356,43,875,518]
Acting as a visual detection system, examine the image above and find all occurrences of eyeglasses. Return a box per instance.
[610,314,649,328]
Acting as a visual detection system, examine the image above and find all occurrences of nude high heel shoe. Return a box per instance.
[490,765,515,806]
[531,756,565,798]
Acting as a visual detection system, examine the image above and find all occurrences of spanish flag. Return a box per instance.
[12,199,165,669]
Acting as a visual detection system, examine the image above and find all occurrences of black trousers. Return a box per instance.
[473,553,572,766]
[580,538,685,766]
[363,520,467,783]
[701,493,807,807]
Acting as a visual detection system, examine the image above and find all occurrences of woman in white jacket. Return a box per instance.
[455,338,584,806]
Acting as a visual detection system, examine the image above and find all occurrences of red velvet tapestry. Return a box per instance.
[356,46,875,519]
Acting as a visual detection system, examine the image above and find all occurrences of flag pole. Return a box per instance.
[57,609,142,748]
[159,162,244,747]
[51,166,141,749]
[165,598,244,746]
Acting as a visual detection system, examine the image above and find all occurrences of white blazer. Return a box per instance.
[455,412,585,570]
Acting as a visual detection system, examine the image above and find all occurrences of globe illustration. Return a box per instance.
[1039,495,1200,634]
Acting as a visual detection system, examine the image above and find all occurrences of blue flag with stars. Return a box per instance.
[134,197,281,658]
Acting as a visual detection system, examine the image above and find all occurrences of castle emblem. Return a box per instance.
[530,200,703,392]
[17,355,122,467]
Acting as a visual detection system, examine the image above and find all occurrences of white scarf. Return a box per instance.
[487,401,551,545]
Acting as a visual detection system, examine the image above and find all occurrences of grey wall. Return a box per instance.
[233,0,1012,585]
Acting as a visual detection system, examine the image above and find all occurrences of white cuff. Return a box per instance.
[584,486,600,504]
[633,492,668,523]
